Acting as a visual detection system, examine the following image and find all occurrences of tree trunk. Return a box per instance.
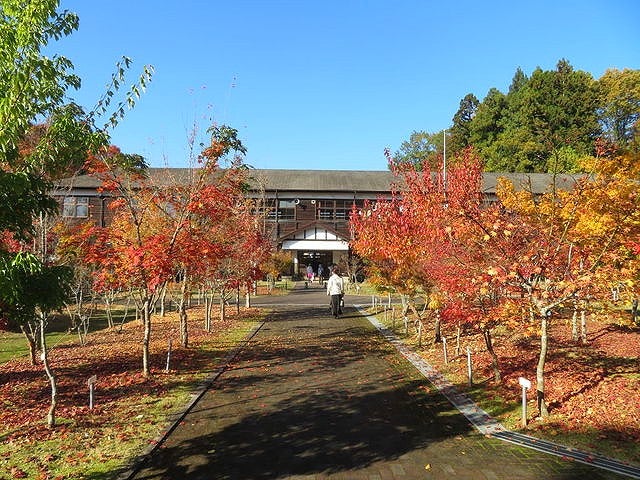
[235,286,240,315]
[433,311,442,344]
[159,283,168,317]
[219,293,226,323]
[204,294,210,332]
[455,326,461,356]
[104,292,114,329]
[40,314,57,428]
[245,287,251,308]
[179,273,189,348]
[20,325,38,366]
[536,313,549,417]
[580,309,588,345]
[142,298,152,377]
[483,328,501,383]
[571,300,579,342]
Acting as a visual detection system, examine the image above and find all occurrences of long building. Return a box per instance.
[54,168,580,278]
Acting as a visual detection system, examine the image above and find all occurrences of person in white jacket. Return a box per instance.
[326,267,344,317]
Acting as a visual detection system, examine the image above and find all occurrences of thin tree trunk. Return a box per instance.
[236,286,240,315]
[20,325,38,366]
[142,298,152,377]
[104,292,114,329]
[159,283,168,317]
[455,326,461,356]
[580,309,588,345]
[40,313,57,428]
[219,293,226,323]
[536,313,549,417]
[483,328,501,383]
[571,300,579,342]
[203,294,210,332]
[433,310,442,344]
[179,272,189,348]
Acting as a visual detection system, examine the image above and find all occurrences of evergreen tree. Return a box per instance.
[449,93,479,155]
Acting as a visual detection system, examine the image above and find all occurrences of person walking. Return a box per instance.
[326,266,344,318]
[317,263,324,283]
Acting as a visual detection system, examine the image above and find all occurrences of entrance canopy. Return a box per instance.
[282,239,349,251]
[281,225,350,251]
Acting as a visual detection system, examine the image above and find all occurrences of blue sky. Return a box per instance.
[54,0,639,171]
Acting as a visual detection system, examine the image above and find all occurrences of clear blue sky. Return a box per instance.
[54,0,639,171]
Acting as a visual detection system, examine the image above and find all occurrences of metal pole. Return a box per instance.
[522,386,528,427]
[467,346,472,386]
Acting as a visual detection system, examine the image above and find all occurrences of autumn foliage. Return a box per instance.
[351,145,640,418]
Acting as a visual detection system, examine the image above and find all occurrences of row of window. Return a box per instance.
[60,197,377,221]
[257,200,365,222]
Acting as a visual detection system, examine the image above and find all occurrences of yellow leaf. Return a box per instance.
[425,464,432,470]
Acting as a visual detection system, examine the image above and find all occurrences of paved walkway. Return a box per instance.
[128,285,633,479]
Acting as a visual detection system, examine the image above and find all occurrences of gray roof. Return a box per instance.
[246,169,397,193]
[55,168,583,195]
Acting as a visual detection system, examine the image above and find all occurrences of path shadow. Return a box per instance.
[128,379,472,480]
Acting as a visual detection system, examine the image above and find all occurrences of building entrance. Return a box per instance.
[298,251,333,280]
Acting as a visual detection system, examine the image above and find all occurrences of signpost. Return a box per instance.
[87,375,97,410]
[518,376,531,427]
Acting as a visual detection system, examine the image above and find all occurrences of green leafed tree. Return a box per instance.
[597,68,640,148]
[392,130,445,170]
[0,0,152,427]
[449,93,479,155]
[471,60,601,172]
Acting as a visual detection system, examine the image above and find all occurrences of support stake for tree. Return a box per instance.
[88,375,97,410]
[467,346,473,386]
[518,377,531,427]
[442,337,448,364]
[165,338,172,373]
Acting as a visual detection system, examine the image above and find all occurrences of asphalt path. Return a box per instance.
[126,285,630,480]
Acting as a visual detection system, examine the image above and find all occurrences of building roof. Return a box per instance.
[56,168,584,195]
[246,169,397,193]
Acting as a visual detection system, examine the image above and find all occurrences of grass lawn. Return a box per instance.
[0,308,137,364]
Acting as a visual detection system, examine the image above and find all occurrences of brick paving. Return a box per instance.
[128,286,631,479]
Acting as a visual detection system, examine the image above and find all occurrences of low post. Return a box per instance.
[518,377,531,427]
[467,346,473,386]
[87,375,97,410]
[442,337,448,364]
[392,306,396,329]
[165,338,173,373]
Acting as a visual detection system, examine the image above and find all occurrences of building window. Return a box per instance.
[277,200,296,220]
[317,200,354,221]
[62,196,89,218]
